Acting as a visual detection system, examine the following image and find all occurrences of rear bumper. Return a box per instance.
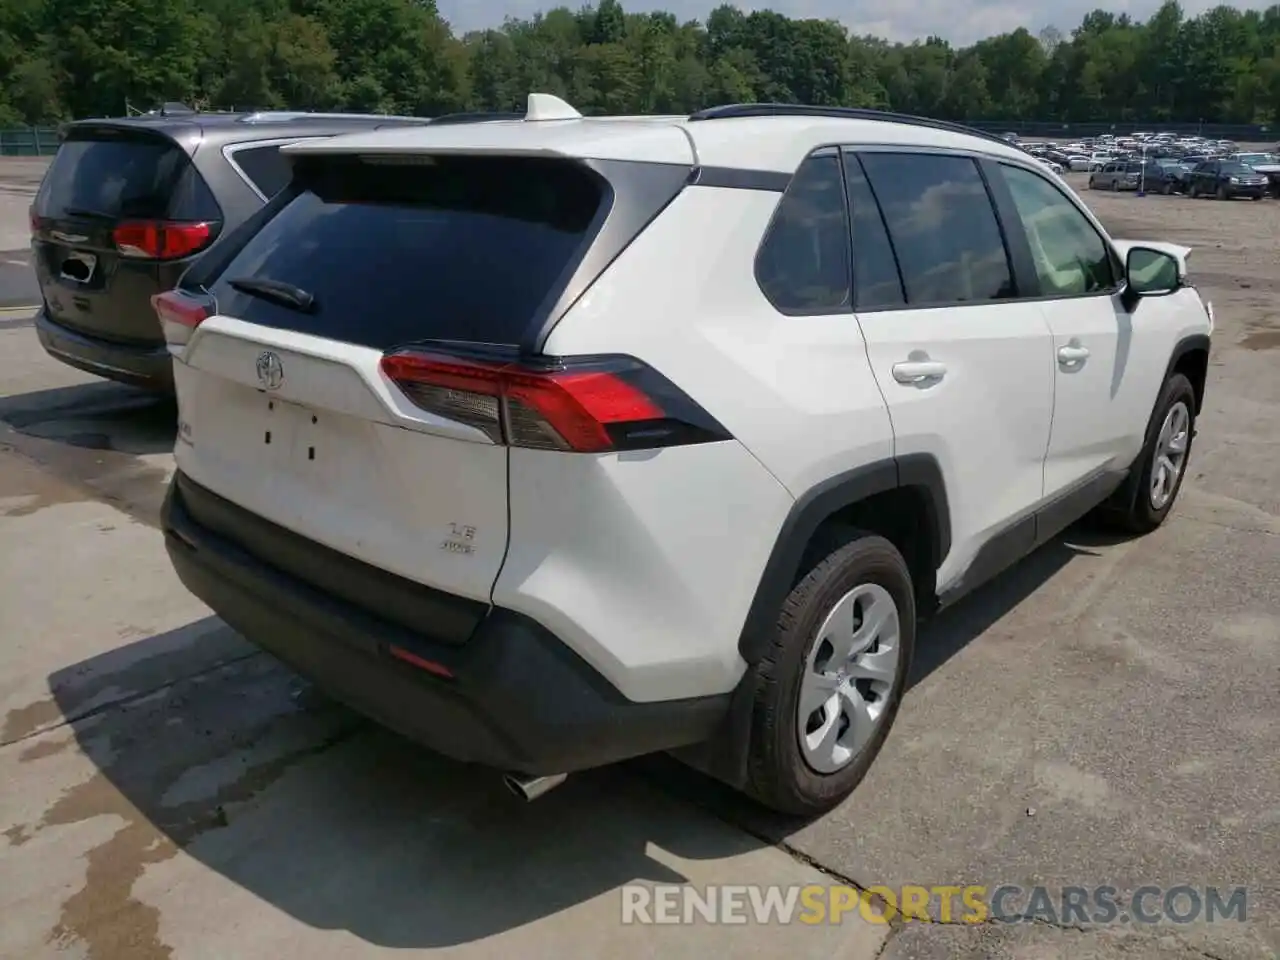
[36,310,173,391]
[162,472,729,775]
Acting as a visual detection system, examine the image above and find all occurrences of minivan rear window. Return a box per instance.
[37,129,218,221]
[208,154,607,349]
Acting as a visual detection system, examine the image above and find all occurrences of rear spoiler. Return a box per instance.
[1112,239,1192,279]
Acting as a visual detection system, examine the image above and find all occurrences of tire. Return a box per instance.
[744,530,916,816]
[1097,373,1197,535]
[1216,184,1228,200]
[1189,183,1199,198]
[1111,179,1120,191]
[1162,181,1174,195]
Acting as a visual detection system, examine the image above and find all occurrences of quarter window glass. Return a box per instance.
[859,153,1014,305]
[1001,164,1115,296]
[755,153,852,314]
[230,144,293,197]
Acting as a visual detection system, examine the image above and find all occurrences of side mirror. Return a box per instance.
[1124,247,1181,307]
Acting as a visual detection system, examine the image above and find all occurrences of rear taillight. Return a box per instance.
[152,289,213,346]
[29,206,38,237]
[114,221,215,259]
[380,351,731,453]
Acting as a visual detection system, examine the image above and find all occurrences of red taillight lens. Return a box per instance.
[113,221,215,259]
[29,206,39,237]
[380,351,720,454]
[151,289,212,330]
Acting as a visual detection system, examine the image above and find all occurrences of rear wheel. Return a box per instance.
[1216,184,1228,200]
[744,531,915,816]
[1189,183,1199,198]
[1097,373,1196,535]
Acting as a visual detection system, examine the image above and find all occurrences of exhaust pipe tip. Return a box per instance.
[503,772,568,802]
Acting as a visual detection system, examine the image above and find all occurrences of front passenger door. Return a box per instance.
[995,162,1148,503]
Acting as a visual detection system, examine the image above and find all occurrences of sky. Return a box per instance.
[436,0,1266,47]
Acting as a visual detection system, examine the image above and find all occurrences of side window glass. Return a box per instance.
[230,144,293,198]
[755,152,852,314]
[1001,163,1115,297]
[858,153,1014,305]
[841,153,905,309]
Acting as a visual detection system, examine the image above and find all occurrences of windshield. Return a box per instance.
[1235,153,1271,165]
[1220,162,1254,176]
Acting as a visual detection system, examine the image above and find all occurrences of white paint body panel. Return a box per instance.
[495,442,793,702]
[857,302,1056,591]
[173,317,508,604]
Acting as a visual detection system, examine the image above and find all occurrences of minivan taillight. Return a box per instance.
[380,351,731,453]
[114,221,215,259]
[152,289,213,346]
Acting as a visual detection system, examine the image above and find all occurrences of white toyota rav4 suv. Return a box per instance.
[156,96,1213,815]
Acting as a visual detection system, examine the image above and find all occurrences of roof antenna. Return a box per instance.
[525,93,582,122]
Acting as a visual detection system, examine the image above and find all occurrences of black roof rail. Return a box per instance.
[687,103,1012,149]
[430,111,525,125]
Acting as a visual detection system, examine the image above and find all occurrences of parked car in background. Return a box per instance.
[1089,160,1167,191]
[1067,154,1093,172]
[28,109,449,391]
[1186,159,1269,199]
[1233,151,1280,197]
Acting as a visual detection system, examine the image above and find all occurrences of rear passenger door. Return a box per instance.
[846,150,1056,596]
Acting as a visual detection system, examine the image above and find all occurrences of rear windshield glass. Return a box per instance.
[208,154,607,349]
[38,130,212,220]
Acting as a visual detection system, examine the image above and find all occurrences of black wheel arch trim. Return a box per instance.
[1108,332,1210,516]
[678,452,948,791]
[1163,332,1211,413]
[735,452,950,666]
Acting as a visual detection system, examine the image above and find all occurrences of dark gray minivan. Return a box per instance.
[29,110,435,390]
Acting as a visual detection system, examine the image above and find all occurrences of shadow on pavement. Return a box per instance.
[0,381,176,525]
[0,380,175,456]
[30,618,762,950]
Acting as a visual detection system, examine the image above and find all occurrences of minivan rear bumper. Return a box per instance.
[36,309,173,391]
[162,471,729,775]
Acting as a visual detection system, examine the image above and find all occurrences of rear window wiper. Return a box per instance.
[228,277,316,313]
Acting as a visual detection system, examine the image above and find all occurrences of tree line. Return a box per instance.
[3,0,1280,127]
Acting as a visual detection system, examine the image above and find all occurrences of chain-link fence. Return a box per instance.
[0,126,60,156]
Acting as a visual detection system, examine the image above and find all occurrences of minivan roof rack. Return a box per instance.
[238,111,428,124]
[687,103,1012,148]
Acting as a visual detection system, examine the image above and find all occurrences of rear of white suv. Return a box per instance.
[157,123,797,795]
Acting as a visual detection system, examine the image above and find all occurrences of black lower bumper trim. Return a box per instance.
[163,473,730,774]
[36,310,174,390]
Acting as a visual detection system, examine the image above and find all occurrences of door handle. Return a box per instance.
[1057,344,1090,364]
[892,360,947,383]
